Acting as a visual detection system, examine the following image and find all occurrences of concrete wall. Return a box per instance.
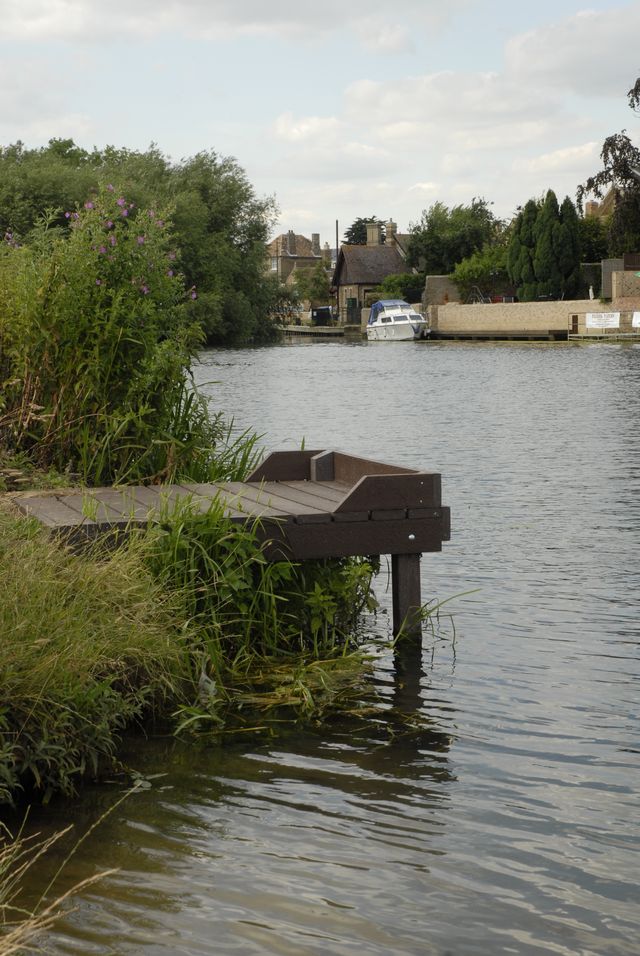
[432,300,592,336]
[424,275,461,307]
[612,270,640,299]
[432,297,640,338]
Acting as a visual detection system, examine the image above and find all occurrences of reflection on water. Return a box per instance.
[15,342,640,954]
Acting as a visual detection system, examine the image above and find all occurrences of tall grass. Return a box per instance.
[0,185,245,486]
[0,495,380,804]
[0,821,117,956]
[145,496,380,731]
[0,503,192,805]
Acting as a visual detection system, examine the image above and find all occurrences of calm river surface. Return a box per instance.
[23,341,640,955]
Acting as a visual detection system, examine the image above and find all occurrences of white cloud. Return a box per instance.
[0,0,471,43]
[273,113,344,144]
[410,181,440,193]
[513,142,600,175]
[356,16,413,54]
[0,56,93,141]
[505,5,640,97]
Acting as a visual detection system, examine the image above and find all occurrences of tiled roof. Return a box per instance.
[267,233,320,258]
[333,244,407,285]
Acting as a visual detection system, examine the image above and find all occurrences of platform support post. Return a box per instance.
[391,553,422,637]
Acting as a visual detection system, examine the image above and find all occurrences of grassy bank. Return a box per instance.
[0,491,380,808]
[0,182,382,810]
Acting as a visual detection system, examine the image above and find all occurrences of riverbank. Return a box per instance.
[0,464,383,808]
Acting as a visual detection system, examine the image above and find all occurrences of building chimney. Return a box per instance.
[366,222,382,246]
[386,219,397,244]
[311,233,321,255]
[322,241,331,264]
[287,229,297,255]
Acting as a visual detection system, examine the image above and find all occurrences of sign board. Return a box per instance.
[585,312,620,329]
[633,311,640,328]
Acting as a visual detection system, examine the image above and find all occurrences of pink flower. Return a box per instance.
[107,184,115,192]
[190,291,197,300]
[65,211,71,219]
[85,201,94,210]
[136,235,145,245]
[117,197,126,207]
[167,269,174,277]
[121,209,128,217]
[96,279,102,285]
[98,245,107,254]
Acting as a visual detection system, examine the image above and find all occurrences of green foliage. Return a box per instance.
[0,139,278,346]
[607,191,640,257]
[145,497,379,672]
[0,494,383,803]
[578,214,609,262]
[577,76,640,256]
[0,505,191,804]
[451,243,509,301]
[0,184,236,485]
[293,260,331,305]
[407,198,500,276]
[343,216,385,245]
[375,272,424,302]
[261,274,300,324]
[506,192,581,300]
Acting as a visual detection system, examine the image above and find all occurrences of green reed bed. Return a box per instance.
[0,496,380,807]
[0,503,194,806]
[0,180,382,811]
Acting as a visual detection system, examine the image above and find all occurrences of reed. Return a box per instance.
[0,502,193,805]
[0,186,246,487]
[144,495,380,730]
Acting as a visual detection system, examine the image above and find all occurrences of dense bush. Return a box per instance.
[0,185,239,485]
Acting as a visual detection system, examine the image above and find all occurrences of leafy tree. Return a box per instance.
[577,76,640,256]
[578,214,609,262]
[533,190,563,298]
[0,139,278,346]
[506,199,539,300]
[507,191,581,300]
[374,272,424,302]
[406,198,500,276]
[343,216,385,245]
[452,243,509,302]
[293,260,331,305]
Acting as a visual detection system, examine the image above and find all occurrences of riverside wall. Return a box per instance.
[432,292,640,340]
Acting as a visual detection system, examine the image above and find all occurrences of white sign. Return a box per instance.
[633,312,640,328]
[585,312,620,329]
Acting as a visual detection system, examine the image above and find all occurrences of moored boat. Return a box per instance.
[366,300,429,341]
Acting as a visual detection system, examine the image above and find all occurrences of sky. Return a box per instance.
[1,0,639,246]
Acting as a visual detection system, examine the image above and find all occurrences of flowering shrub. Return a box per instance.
[0,184,227,484]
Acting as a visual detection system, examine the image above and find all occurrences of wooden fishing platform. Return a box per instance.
[15,450,450,635]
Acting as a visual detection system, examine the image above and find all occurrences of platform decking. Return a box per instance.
[15,450,450,634]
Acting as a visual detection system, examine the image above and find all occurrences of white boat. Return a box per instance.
[366,300,429,341]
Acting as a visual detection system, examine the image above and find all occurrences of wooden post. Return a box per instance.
[392,553,422,637]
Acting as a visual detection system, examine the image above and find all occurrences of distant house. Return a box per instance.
[584,187,617,219]
[332,220,413,323]
[266,230,331,285]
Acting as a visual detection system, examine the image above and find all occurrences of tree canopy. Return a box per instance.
[577,76,640,256]
[0,139,278,345]
[293,260,331,306]
[506,191,581,301]
[406,198,500,276]
[343,216,385,245]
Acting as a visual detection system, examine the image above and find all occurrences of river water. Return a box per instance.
[21,341,640,955]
